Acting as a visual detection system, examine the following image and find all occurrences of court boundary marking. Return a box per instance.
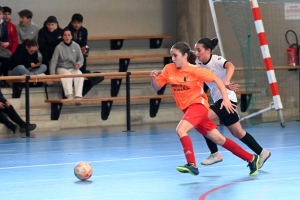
[0,145,299,170]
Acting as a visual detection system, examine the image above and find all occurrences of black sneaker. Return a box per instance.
[247,154,260,176]
[19,124,37,133]
[176,163,199,176]
[8,123,17,133]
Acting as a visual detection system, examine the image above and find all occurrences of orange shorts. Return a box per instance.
[182,103,217,136]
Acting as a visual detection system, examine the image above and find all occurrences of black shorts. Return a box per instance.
[210,99,239,126]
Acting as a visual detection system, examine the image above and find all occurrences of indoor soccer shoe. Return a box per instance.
[247,154,260,176]
[201,151,223,165]
[176,163,199,176]
[258,149,271,169]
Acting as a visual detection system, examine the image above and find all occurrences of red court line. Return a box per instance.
[199,180,252,200]
[255,183,278,199]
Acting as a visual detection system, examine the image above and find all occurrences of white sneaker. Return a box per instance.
[74,96,82,106]
[66,94,73,100]
[201,151,223,166]
[258,149,271,169]
[37,73,46,76]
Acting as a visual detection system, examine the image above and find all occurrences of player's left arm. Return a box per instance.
[213,75,236,113]
[215,56,235,85]
[220,61,238,91]
[194,68,236,113]
[224,61,234,84]
[224,62,239,91]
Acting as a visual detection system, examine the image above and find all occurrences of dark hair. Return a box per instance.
[197,37,218,52]
[23,39,37,47]
[18,9,33,18]
[71,13,83,23]
[62,28,71,36]
[45,16,58,24]
[2,6,11,14]
[0,7,3,13]
[171,42,197,64]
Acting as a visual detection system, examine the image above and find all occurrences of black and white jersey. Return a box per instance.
[196,55,237,103]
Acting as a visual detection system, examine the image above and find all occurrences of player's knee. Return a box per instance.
[231,129,245,139]
[176,127,188,138]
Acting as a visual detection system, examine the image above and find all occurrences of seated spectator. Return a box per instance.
[50,28,84,105]
[16,9,39,44]
[9,39,47,76]
[2,6,18,54]
[0,6,10,86]
[0,87,36,133]
[65,13,88,73]
[38,16,63,74]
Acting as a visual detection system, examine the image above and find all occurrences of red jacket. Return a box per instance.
[6,20,18,54]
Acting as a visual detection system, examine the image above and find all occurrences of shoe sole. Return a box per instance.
[250,156,260,176]
[201,159,223,166]
[258,152,271,169]
[19,126,37,133]
[176,167,199,176]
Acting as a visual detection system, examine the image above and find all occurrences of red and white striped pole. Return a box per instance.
[250,0,285,125]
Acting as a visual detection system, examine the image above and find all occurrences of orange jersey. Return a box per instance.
[156,63,216,110]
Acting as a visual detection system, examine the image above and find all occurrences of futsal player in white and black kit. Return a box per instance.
[194,37,271,169]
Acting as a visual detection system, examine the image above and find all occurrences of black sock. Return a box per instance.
[240,132,263,155]
[203,135,218,154]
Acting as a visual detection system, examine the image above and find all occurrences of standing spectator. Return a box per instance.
[0,87,36,133]
[9,39,47,76]
[65,13,88,73]
[50,29,84,105]
[0,7,9,48]
[38,16,63,74]
[16,9,39,44]
[0,6,10,86]
[2,6,18,54]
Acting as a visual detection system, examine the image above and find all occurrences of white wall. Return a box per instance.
[2,0,176,38]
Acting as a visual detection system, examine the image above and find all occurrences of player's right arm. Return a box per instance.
[150,66,169,91]
[150,70,162,91]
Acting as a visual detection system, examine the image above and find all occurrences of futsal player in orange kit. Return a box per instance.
[150,42,260,176]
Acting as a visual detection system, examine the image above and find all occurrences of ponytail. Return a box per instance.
[197,37,218,52]
[188,51,196,64]
[210,38,218,50]
[171,42,196,64]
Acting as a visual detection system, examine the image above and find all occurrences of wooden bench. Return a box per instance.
[87,53,172,73]
[44,90,260,122]
[45,94,174,121]
[1,72,261,135]
[3,65,297,135]
[6,74,148,98]
[88,35,172,50]
[87,54,172,94]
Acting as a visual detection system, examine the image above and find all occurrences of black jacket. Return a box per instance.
[0,20,9,42]
[65,22,88,47]
[38,21,63,54]
[10,43,39,70]
[0,88,7,103]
